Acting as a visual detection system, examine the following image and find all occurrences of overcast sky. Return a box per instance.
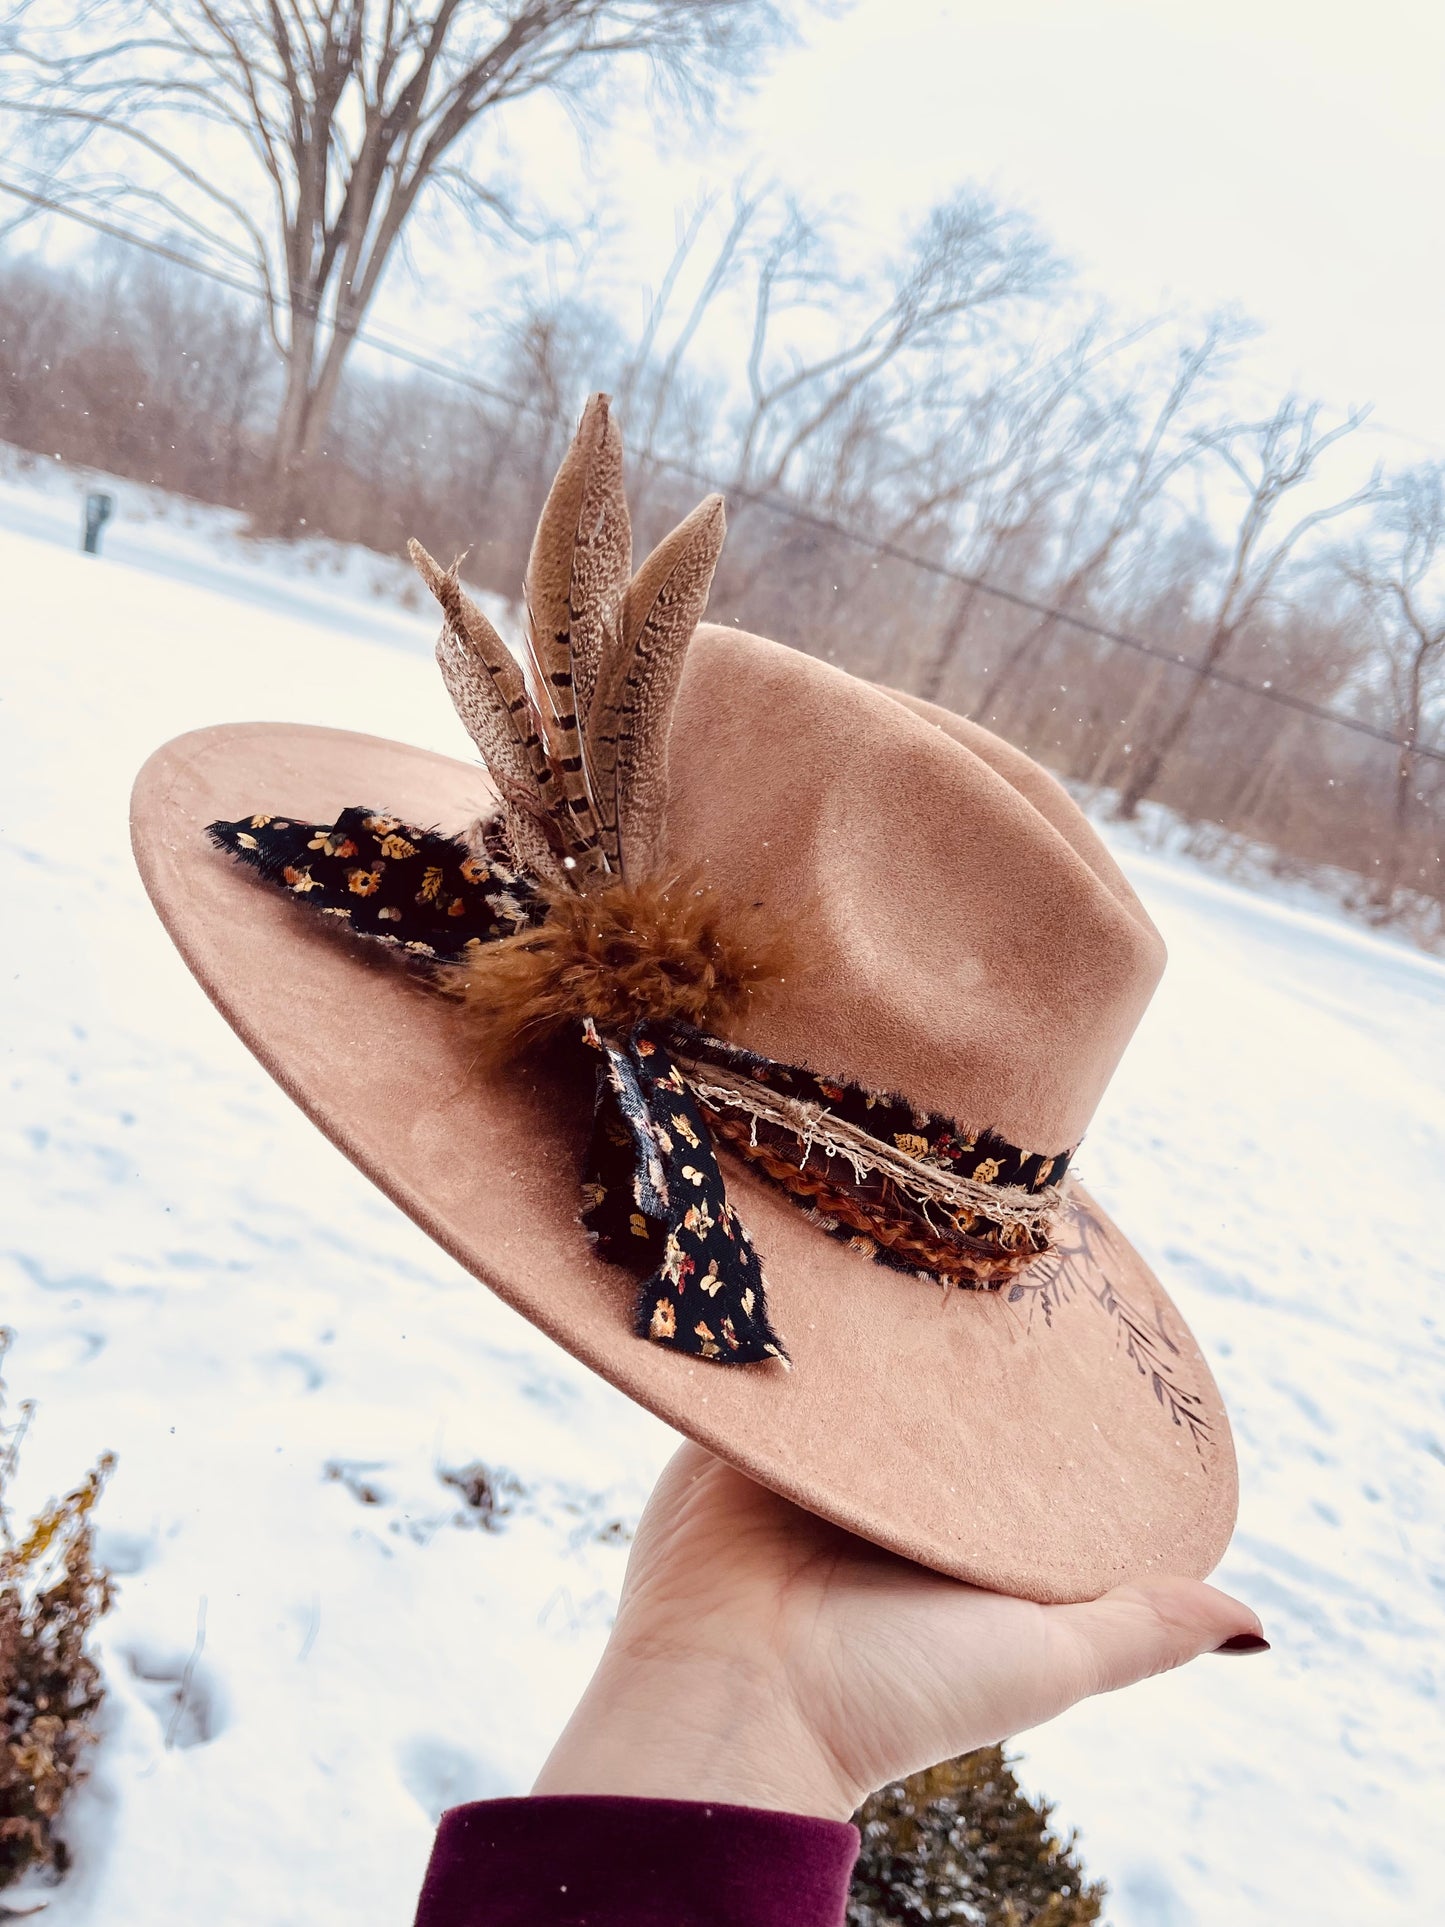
[565,0,1445,463]
[18,0,1438,467]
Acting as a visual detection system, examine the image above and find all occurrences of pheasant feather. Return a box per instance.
[592,494,726,879]
[522,395,630,880]
[410,398,726,889]
[407,540,565,885]
[545,395,632,724]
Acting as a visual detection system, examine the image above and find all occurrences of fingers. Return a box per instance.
[1047,1577,1267,1701]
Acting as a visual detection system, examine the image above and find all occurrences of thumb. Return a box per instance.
[1045,1578,1267,1702]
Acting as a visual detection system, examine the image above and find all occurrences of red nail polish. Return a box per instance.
[1214,1632,1270,1654]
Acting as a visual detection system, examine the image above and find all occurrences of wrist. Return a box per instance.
[532,1641,860,1820]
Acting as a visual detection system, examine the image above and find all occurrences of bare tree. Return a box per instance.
[1114,396,1380,818]
[108,248,273,499]
[909,317,1174,705]
[2,0,792,528]
[727,187,1058,506]
[629,185,763,459]
[1343,463,1445,908]
[974,316,1240,720]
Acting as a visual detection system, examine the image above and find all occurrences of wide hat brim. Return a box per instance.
[132,719,1237,1606]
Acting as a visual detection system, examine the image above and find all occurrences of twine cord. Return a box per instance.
[676,1058,1065,1245]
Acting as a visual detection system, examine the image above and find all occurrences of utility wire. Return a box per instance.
[2,171,1441,769]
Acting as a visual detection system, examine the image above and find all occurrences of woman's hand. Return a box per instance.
[534,1443,1265,1821]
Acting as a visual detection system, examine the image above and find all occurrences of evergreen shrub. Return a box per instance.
[849,1747,1106,1926]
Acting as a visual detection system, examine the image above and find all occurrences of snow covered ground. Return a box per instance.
[2,469,1442,1926]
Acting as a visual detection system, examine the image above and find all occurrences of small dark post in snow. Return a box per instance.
[82,491,114,555]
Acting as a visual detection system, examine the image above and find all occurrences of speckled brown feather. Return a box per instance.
[522,395,625,881]
[406,539,565,886]
[592,494,726,879]
[566,399,632,726]
[410,402,726,890]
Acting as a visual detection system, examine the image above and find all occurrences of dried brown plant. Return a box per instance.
[0,1332,115,1894]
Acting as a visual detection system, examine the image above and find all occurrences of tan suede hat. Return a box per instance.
[130,398,1237,1605]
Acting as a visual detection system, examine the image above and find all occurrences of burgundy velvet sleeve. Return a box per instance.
[412,1794,861,1927]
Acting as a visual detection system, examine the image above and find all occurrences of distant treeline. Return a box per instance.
[1,227,1440,943]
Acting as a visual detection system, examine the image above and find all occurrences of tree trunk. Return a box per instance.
[979,611,1056,721]
[260,320,319,536]
[916,583,981,703]
[1366,651,1427,918]
[1086,661,1165,794]
[1231,718,1292,838]
[1113,662,1212,819]
[1376,747,1416,910]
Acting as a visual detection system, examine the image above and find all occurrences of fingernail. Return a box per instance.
[1213,1632,1270,1655]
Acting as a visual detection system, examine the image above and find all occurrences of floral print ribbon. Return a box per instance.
[209,804,547,955]
[579,1021,787,1364]
[208,805,789,1365]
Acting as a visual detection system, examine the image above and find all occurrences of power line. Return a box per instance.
[2,171,1441,769]
[0,176,280,316]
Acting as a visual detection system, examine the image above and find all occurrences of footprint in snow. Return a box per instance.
[249,1348,326,1396]
[93,1526,154,1576]
[5,1326,106,1373]
[121,1638,227,1749]
[395,1737,507,1822]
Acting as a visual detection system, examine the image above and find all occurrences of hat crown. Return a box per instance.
[406,392,1164,1155]
[661,625,1165,1153]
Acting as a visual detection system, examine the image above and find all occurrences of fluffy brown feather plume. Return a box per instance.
[452,873,795,1067]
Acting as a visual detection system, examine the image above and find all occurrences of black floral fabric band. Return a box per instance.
[207,806,547,959]
[208,805,788,1363]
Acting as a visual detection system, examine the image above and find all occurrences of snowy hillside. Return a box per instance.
[2,474,1442,1926]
